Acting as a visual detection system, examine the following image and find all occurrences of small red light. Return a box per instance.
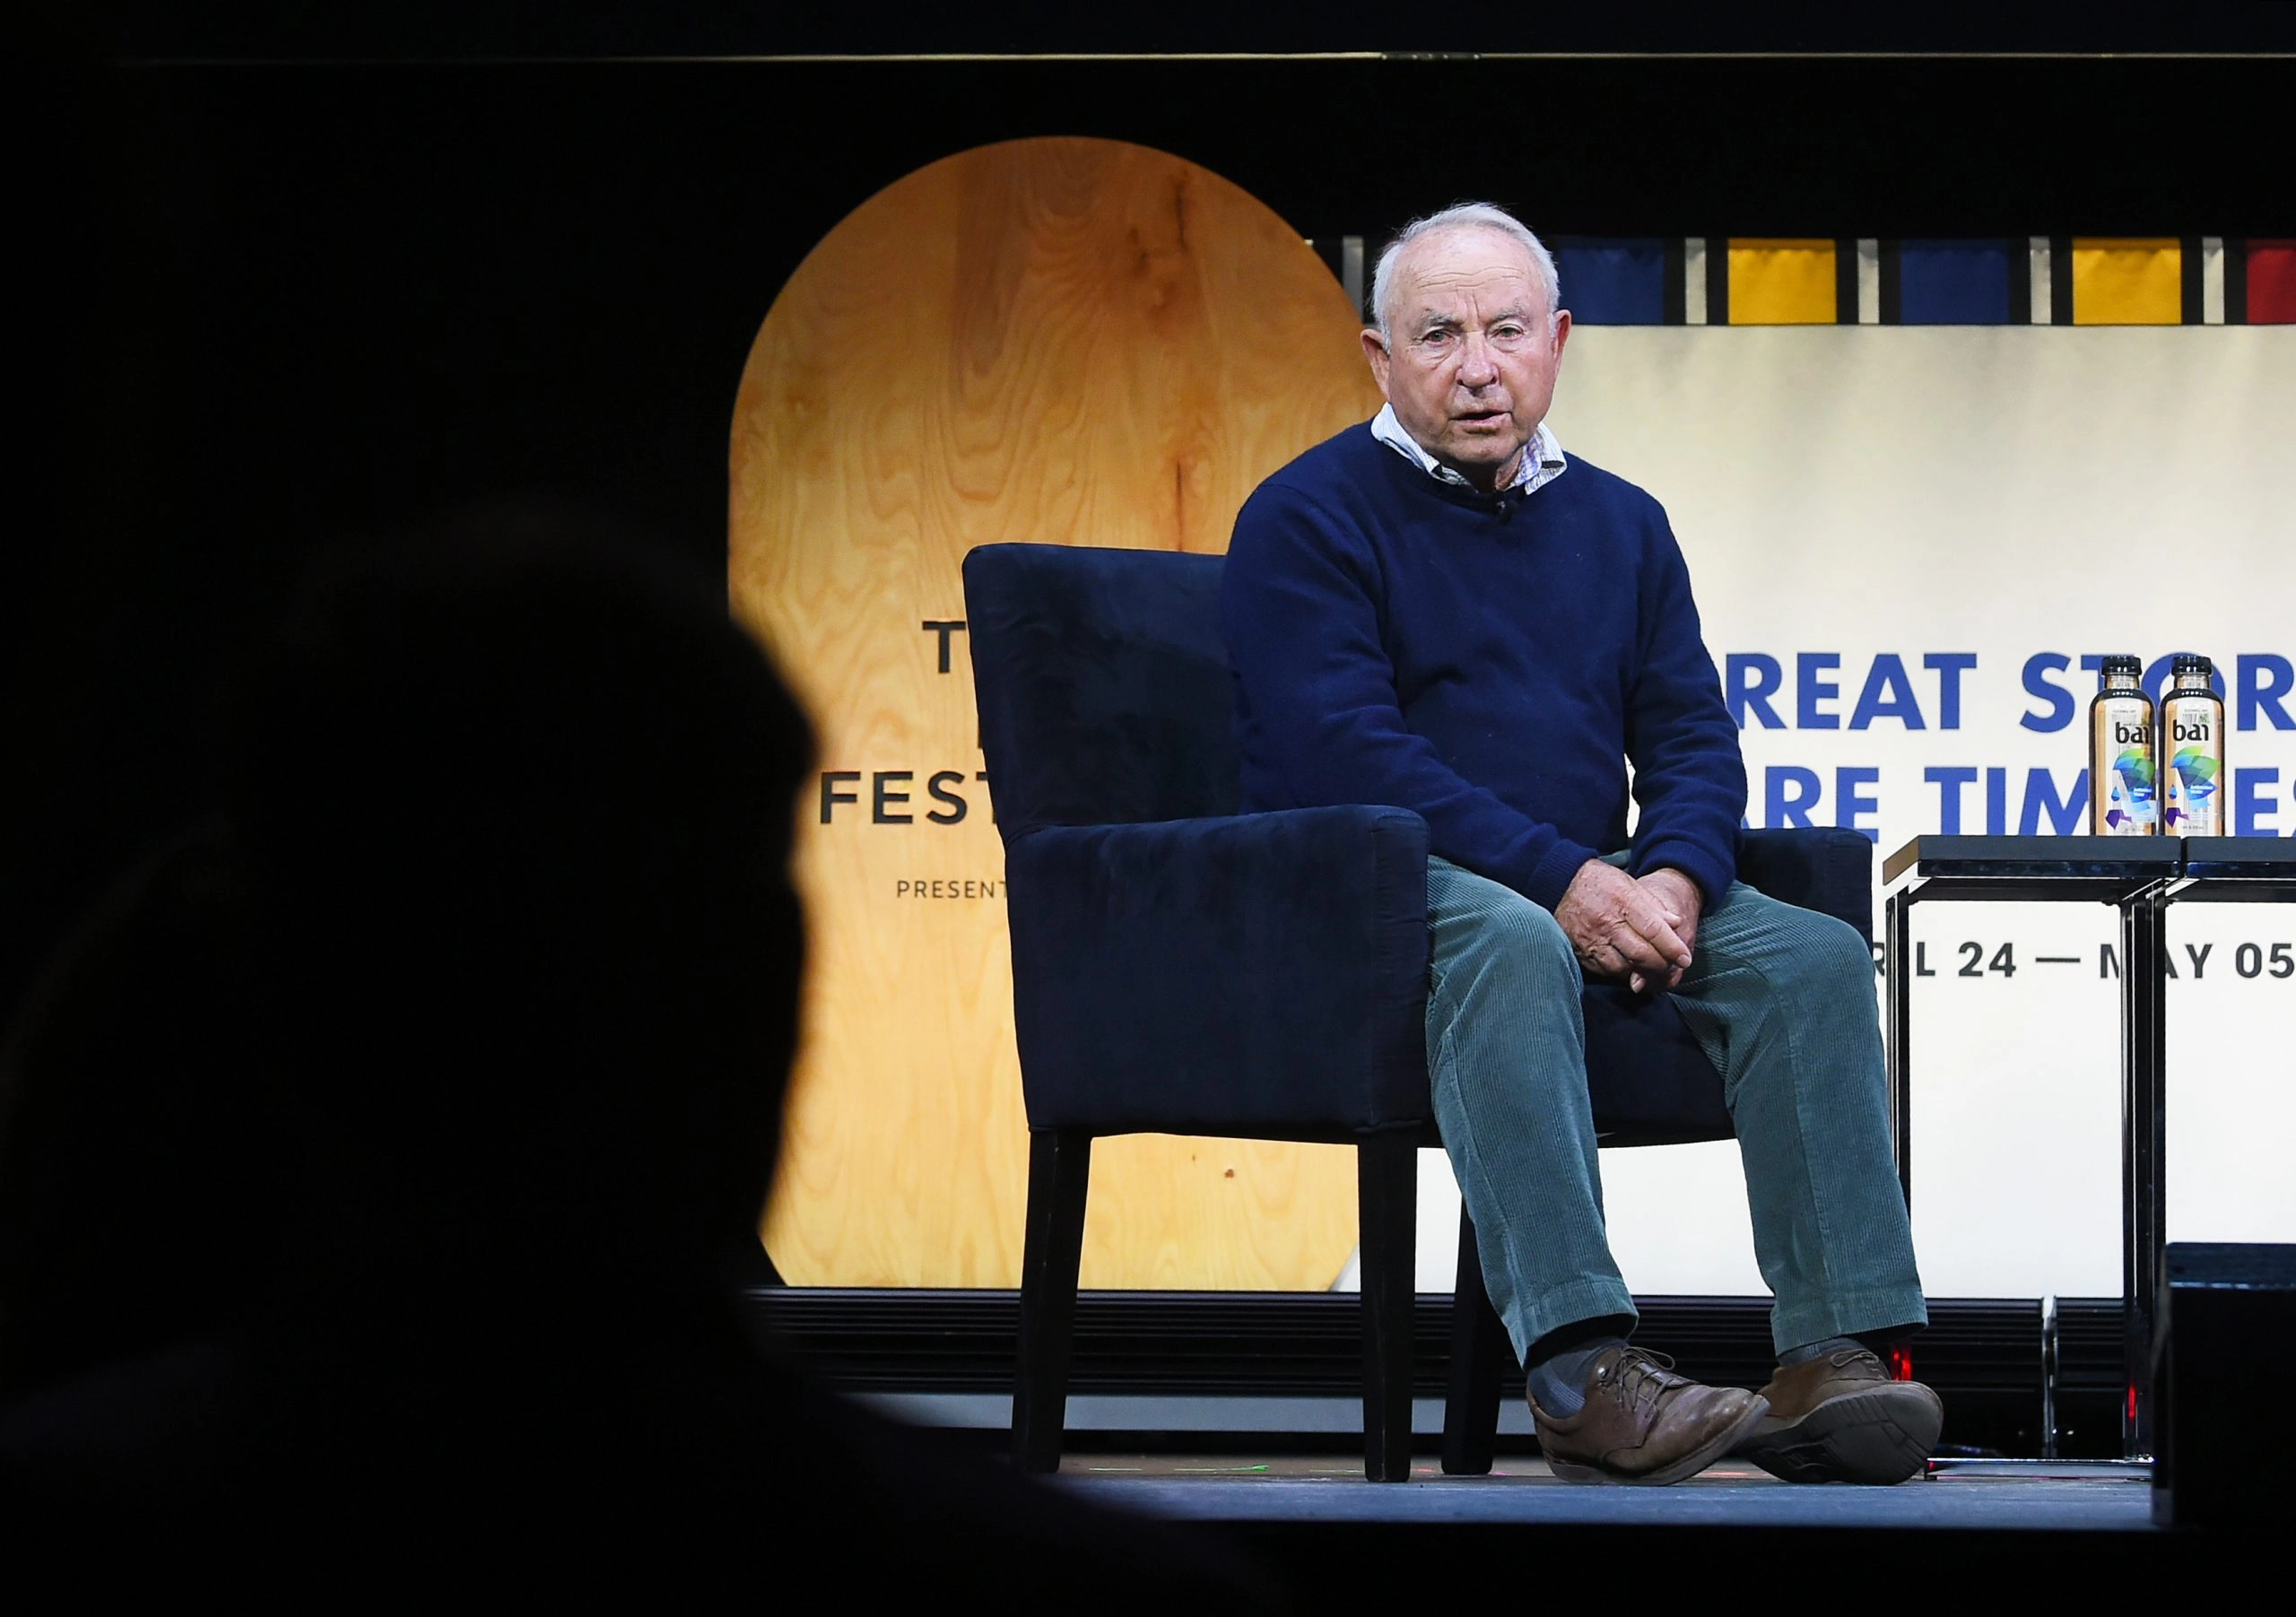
[1886,1347,1914,1382]
[2127,1384,2139,1422]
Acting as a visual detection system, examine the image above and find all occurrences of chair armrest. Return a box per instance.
[1004,805,1431,1137]
[1735,827,1875,940]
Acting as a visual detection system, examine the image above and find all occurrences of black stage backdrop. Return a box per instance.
[10,12,2296,1025]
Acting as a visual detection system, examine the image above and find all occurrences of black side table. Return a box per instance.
[2179,836,2296,900]
[1881,835,2182,1460]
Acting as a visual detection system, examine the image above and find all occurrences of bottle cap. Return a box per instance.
[2100,654,2142,676]
[2172,652,2213,677]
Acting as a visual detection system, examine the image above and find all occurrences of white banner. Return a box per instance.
[1401,325,2296,1299]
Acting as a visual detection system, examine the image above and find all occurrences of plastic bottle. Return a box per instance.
[2160,654,2226,837]
[2089,655,2158,835]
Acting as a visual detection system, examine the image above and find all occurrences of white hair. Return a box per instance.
[1369,203,1561,339]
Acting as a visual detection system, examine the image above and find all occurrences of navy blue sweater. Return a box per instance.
[1220,423,1744,912]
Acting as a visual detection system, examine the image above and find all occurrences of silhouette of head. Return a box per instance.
[225,505,813,1295]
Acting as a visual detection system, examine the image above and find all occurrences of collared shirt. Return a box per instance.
[1369,403,1569,498]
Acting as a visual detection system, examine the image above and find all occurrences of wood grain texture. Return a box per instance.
[729,137,1381,1288]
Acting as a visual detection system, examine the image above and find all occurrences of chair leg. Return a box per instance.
[1441,1203,1510,1474]
[1013,1129,1091,1474]
[1356,1133,1418,1482]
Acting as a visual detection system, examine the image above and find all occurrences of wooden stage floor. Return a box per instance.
[1057,1452,2153,1530]
[1044,1455,2203,1593]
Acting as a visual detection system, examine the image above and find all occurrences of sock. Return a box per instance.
[1781,1325,1918,1367]
[1525,1316,1633,1417]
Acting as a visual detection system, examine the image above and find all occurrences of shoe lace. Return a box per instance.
[1594,1347,1679,1414]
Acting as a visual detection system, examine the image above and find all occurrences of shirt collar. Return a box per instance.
[1370,404,1569,497]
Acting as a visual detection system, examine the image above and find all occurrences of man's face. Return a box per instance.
[1361,226,1571,494]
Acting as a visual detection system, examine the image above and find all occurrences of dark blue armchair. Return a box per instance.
[962,541,1878,1482]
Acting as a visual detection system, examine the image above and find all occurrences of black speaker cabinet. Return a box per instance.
[2153,1242,2296,1527]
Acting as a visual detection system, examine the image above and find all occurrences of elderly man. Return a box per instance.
[1221,204,1940,1485]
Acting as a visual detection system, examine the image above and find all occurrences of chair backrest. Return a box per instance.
[962,543,1240,840]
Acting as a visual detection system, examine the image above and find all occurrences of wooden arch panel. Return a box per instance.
[729,137,1381,1287]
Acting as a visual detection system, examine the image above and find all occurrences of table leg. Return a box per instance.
[1884,890,1914,1213]
[2118,885,2168,1460]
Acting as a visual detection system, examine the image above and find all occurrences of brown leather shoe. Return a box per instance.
[1529,1347,1769,1485]
[1735,1348,1943,1484]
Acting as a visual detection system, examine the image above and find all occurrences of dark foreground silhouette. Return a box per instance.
[0,509,1283,1603]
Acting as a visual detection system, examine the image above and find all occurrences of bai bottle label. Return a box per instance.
[2089,654,2157,836]
[2092,695,2159,834]
[2161,656,2226,836]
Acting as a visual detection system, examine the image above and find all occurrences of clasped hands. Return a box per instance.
[1553,861,1701,995]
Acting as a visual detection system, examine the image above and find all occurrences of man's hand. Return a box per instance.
[1553,860,1694,993]
[1633,868,1704,993]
